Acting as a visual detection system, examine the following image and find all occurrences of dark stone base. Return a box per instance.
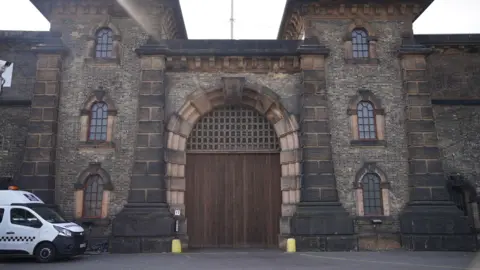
[110,236,173,253]
[110,203,176,253]
[357,234,401,251]
[400,202,477,251]
[295,235,357,251]
[291,202,356,251]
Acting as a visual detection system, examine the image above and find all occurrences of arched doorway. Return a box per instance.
[185,105,281,248]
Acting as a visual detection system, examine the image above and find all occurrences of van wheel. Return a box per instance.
[34,242,56,263]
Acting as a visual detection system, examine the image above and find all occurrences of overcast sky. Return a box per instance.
[0,0,479,39]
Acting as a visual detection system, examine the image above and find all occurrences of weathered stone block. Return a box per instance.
[132,162,148,175]
[36,162,55,175]
[147,161,165,175]
[303,121,328,133]
[36,70,60,81]
[138,121,163,134]
[130,176,163,189]
[303,147,331,160]
[32,95,58,108]
[135,148,163,161]
[146,189,166,203]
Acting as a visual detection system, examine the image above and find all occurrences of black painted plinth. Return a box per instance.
[291,202,357,251]
[400,202,477,251]
[110,203,175,253]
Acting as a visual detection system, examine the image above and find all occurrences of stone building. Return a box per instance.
[0,0,479,252]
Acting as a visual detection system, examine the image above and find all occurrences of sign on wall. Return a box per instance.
[0,60,13,88]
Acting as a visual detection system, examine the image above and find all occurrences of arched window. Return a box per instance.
[361,173,383,216]
[354,162,390,217]
[95,28,114,59]
[82,174,104,218]
[352,28,369,58]
[357,101,376,140]
[88,102,108,142]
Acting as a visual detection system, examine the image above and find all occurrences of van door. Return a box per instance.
[0,207,6,252]
[3,207,43,255]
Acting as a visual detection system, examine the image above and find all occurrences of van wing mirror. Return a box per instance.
[28,218,43,228]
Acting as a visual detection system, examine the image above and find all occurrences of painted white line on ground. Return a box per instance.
[300,253,480,270]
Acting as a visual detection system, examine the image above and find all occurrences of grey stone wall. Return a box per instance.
[0,107,30,178]
[309,20,410,218]
[428,51,480,186]
[0,35,37,180]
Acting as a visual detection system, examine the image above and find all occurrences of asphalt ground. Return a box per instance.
[2,250,480,270]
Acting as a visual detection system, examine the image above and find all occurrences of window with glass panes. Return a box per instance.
[95,28,114,58]
[352,28,369,58]
[88,102,108,141]
[362,173,383,216]
[357,101,376,140]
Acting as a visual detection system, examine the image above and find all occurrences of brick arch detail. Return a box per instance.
[165,82,302,219]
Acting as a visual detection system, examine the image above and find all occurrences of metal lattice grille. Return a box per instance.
[187,106,280,153]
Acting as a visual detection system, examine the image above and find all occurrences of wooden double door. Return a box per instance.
[185,153,281,249]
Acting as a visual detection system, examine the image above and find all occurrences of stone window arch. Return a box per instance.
[85,17,121,64]
[79,88,117,147]
[344,19,378,64]
[347,89,386,146]
[73,162,113,222]
[354,162,390,216]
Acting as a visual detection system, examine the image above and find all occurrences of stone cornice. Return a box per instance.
[163,55,301,73]
[0,31,67,54]
[397,37,432,57]
[136,40,329,57]
[299,2,428,19]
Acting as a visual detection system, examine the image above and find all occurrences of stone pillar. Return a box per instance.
[18,43,66,205]
[292,39,355,251]
[111,45,174,253]
[398,43,475,251]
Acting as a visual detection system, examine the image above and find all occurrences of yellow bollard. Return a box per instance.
[286,238,296,253]
[171,239,182,253]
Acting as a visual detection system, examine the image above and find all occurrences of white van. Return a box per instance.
[0,187,87,263]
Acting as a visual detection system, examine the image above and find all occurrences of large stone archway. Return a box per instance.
[165,77,301,246]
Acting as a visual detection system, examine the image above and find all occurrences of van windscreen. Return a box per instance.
[29,205,67,224]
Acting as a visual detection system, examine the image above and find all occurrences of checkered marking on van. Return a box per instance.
[0,236,36,242]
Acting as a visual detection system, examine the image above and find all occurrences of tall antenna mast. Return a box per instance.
[230,0,234,39]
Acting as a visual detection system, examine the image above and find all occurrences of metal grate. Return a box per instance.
[187,106,280,153]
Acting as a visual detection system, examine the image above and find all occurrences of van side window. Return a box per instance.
[0,208,4,223]
[10,208,41,227]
